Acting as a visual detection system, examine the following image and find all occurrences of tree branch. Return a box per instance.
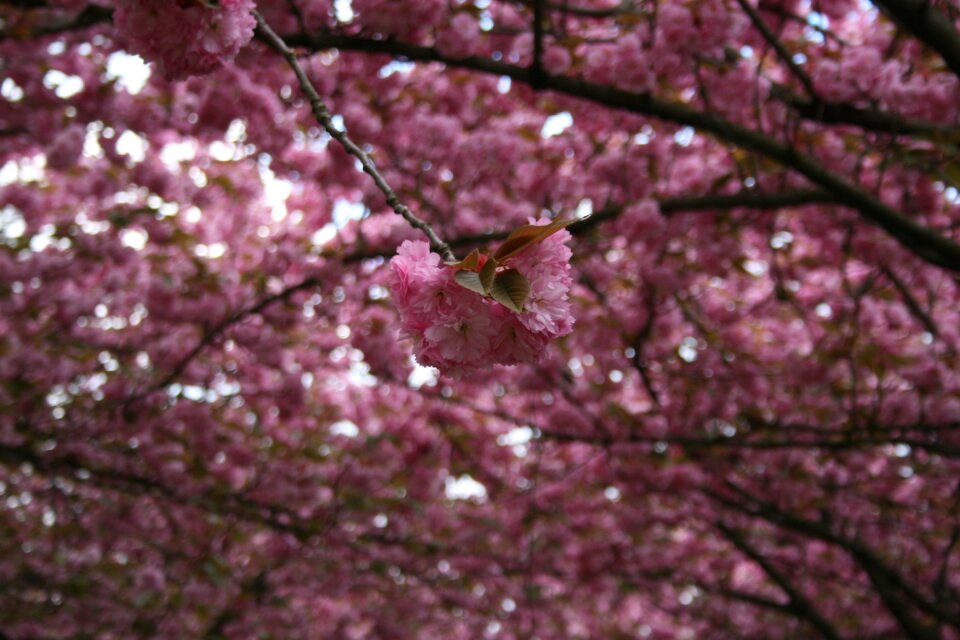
[707,483,960,634]
[770,85,960,138]
[734,0,817,97]
[0,441,319,541]
[122,275,320,415]
[873,0,960,80]
[716,522,841,640]
[879,263,940,338]
[285,31,960,273]
[531,0,545,82]
[254,13,456,262]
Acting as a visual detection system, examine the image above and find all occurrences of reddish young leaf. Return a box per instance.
[445,248,482,270]
[493,218,575,262]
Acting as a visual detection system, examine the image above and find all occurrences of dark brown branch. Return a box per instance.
[879,263,940,338]
[708,483,960,634]
[539,427,960,456]
[509,0,644,19]
[771,85,960,138]
[0,442,318,540]
[531,0,545,82]
[716,522,841,640]
[285,31,960,273]
[0,2,112,41]
[446,188,834,248]
[873,0,960,80]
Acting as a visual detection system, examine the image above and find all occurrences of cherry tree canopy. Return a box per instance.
[2,0,960,637]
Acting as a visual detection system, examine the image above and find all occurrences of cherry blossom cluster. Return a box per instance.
[390,225,574,373]
[112,0,256,80]
[5,0,960,636]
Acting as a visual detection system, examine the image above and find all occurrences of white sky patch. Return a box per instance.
[634,126,654,145]
[42,70,84,99]
[83,125,104,159]
[334,0,354,21]
[332,199,365,227]
[892,443,911,457]
[0,157,44,186]
[105,51,151,95]
[678,337,699,363]
[210,121,250,161]
[378,61,415,78]
[497,426,534,458]
[310,200,365,248]
[742,259,768,277]
[194,242,226,259]
[770,230,794,250]
[209,141,236,162]
[0,162,19,187]
[310,224,337,247]
[445,474,487,502]
[331,419,360,437]
[226,119,247,144]
[262,169,292,222]
[75,211,110,235]
[1,206,26,242]
[119,228,147,251]
[160,141,196,168]
[1,78,25,102]
[115,130,148,162]
[480,12,495,31]
[807,11,830,30]
[407,362,439,389]
[674,127,695,146]
[348,360,378,387]
[541,112,573,138]
[497,426,533,447]
[575,198,593,219]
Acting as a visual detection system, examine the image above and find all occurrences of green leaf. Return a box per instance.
[490,269,530,313]
[479,255,497,291]
[493,218,575,262]
[454,269,488,295]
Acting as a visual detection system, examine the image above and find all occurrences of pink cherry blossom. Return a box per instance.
[390,230,575,373]
[2,1,960,637]
[113,0,256,80]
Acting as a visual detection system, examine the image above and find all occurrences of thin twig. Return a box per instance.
[253,11,456,262]
[734,0,817,98]
[880,263,941,339]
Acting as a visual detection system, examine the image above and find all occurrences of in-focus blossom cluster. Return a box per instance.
[113,0,256,80]
[390,226,574,373]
